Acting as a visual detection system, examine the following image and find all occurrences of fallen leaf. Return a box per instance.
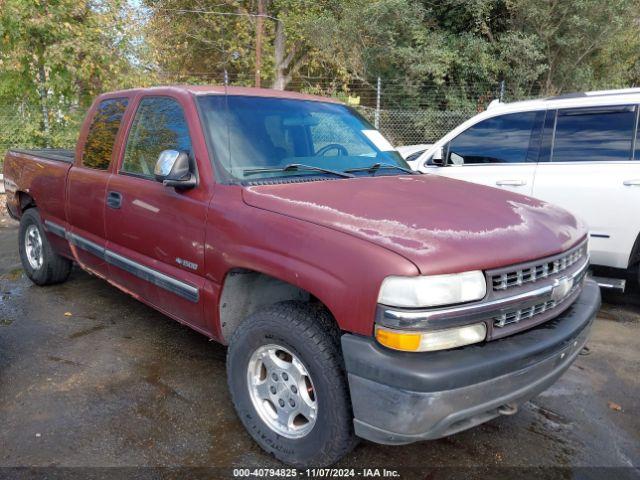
[608,401,622,412]
[64,312,73,317]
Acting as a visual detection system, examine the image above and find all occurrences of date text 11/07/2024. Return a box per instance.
[232,468,400,477]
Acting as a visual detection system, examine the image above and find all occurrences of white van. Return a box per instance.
[410,88,640,290]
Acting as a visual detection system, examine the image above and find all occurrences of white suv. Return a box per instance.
[411,88,640,290]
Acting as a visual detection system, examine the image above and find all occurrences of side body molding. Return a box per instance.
[44,220,199,303]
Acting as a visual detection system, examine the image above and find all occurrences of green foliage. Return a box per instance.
[141,0,640,110]
[0,0,147,152]
[509,0,640,94]
[0,0,639,156]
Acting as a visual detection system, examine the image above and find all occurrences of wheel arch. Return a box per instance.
[218,267,341,344]
[627,230,640,270]
[10,191,36,218]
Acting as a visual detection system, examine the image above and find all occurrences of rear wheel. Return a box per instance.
[19,208,72,285]
[227,301,357,467]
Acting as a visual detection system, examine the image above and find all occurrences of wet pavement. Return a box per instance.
[0,220,638,476]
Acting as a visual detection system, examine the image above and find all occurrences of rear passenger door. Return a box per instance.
[66,97,129,277]
[426,111,545,196]
[532,105,640,269]
[104,95,209,331]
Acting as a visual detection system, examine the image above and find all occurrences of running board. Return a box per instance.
[591,276,626,292]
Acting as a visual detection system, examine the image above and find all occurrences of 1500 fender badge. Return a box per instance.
[176,258,198,270]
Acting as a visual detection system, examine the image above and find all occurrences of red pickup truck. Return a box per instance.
[4,86,600,466]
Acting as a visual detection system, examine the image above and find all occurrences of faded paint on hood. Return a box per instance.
[242,174,586,275]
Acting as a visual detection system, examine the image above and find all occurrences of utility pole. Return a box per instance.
[255,0,265,88]
[167,8,281,89]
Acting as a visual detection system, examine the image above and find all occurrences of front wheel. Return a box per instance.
[19,208,72,285]
[227,301,357,467]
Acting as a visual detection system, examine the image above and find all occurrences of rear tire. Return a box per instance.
[19,208,72,286]
[227,301,357,467]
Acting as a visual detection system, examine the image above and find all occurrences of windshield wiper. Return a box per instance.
[345,163,418,175]
[243,163,354,178]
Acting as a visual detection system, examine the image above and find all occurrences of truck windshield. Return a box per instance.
[197,95,411,181]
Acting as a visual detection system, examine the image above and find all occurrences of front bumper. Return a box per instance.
[342,279,600,445]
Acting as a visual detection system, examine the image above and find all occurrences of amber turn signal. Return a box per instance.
[375,323,487,352]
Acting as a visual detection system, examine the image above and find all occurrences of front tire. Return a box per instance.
[227,301,357,467]
[19,208,72,286]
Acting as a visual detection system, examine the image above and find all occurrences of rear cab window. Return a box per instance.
[82,98,129,170]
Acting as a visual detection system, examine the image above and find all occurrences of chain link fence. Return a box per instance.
[356,106,475,146]
[0,102,478,160]
[0,102,82,162]
[0,104,38,159]
[0,81,498,162]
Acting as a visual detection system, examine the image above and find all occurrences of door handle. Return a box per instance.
[623,179,640,186]
[496,180,526,187]
[106,191,122,209]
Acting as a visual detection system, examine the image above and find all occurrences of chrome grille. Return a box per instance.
[493,276,584,328]
[491,245,585,291]
[494,300,556,328]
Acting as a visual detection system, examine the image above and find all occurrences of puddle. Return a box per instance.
[0,317,13,326]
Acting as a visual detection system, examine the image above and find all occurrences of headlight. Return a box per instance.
[377,271,486,308]
[375,323,487,352]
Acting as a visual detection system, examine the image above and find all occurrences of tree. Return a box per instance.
[0,0,141,147]
[510,0,640,94]
[142,0,351,90]
[142,0,257,84]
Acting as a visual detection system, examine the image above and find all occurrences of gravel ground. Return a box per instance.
[0,218,638,479]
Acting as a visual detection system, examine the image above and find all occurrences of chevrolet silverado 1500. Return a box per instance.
[4,86,600,466]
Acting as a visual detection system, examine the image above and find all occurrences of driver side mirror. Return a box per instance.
[154,150,196,189]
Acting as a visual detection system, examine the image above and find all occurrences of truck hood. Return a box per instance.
[242,175,586,275]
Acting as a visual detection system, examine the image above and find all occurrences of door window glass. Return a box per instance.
[82,98,128,170]
[447,112,541,165]
[405,149,427,162]
[636,110,640,160]
[553,106,636,162]
[122,97,193,177]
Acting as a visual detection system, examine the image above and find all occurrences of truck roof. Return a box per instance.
[102,85,342,104]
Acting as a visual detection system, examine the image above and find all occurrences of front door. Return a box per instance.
[425,110,545,196]
[104,95,209,331]
[532,105,640,269]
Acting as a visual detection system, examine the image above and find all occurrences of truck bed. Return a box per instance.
[4,148,75,221]
[9,148,74,163]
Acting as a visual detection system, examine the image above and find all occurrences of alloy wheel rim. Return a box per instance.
[25,224,43,270]
[247,344,318,439]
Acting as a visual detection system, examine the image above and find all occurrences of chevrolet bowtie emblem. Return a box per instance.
[551,276,573,302]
